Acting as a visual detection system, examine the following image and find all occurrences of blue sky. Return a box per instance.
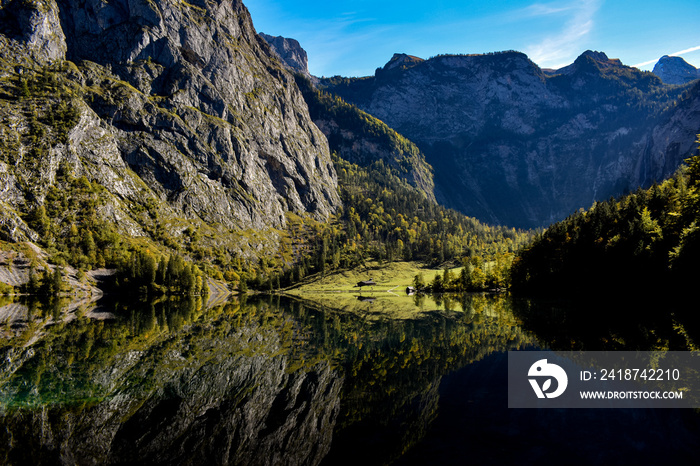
[245,0,700,77]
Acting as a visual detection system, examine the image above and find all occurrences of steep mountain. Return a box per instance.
[0,0,339,252]
[294,75,436,202]
[259,32,311,78]
[323,50,700,229]
[261,35,435,202]
[653,55,700,85]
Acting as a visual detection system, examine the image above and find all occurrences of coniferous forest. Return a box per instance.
[510,146,700,298]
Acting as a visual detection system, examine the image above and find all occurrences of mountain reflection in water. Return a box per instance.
[0,293,697,465]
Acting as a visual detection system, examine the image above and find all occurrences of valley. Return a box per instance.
[1,1,700,464]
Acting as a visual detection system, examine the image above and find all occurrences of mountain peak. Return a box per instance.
[383,53,425,71]
[579,50,608,62]
[576,50,622,67]
[552,50,623,75]
[652,55,700,85]
[259,33,310,77]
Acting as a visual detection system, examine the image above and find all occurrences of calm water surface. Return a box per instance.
[0,293,698,465]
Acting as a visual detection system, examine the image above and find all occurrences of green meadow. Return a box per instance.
[283,261,469,319]
[285,261,461,293]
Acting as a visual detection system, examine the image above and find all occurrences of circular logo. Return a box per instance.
[528,359,568,399]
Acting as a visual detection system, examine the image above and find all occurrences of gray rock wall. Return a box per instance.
[0,0,340,240]
[325,51,700,228]
[259,33,311,77]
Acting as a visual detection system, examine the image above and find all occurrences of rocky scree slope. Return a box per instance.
[0,0,340,249]
[323,50,700,229]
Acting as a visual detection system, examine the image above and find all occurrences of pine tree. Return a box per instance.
[413,272,425,289]
[19,78,30,98]
[27,205,51,238]
[431,273,443,292]
[443,268,454,290]
[25,267,40,294]
[182,264,196,294]
[51,267,63,296]
[156,257,167,285]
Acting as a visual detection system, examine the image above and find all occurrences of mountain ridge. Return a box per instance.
[321,49,700,228]
[260,34,436,202]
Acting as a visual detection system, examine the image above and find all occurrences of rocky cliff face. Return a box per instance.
[653,55,700,85]
[0,0,66,64]
[380,53,425,73]
[0,0,340,246]
[259,33,311,78]
[294,74,436,202]
[261,37,436,202]
[323,50,700,228]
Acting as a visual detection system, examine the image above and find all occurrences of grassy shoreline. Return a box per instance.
[284,260,463,294]
[281,261,471,319]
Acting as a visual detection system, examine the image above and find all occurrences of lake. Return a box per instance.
[0,293,698,465]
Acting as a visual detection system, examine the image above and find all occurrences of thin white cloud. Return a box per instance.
[523,0,602,68]
[295,14,396,76]
[520,2,578,17]
[673,45,700,56]
[633,45,700,68]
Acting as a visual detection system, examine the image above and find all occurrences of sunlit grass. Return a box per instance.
[286,260,463,293]
[283,261,468,318]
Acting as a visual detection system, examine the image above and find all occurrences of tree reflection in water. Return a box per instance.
[0,293,697,465]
